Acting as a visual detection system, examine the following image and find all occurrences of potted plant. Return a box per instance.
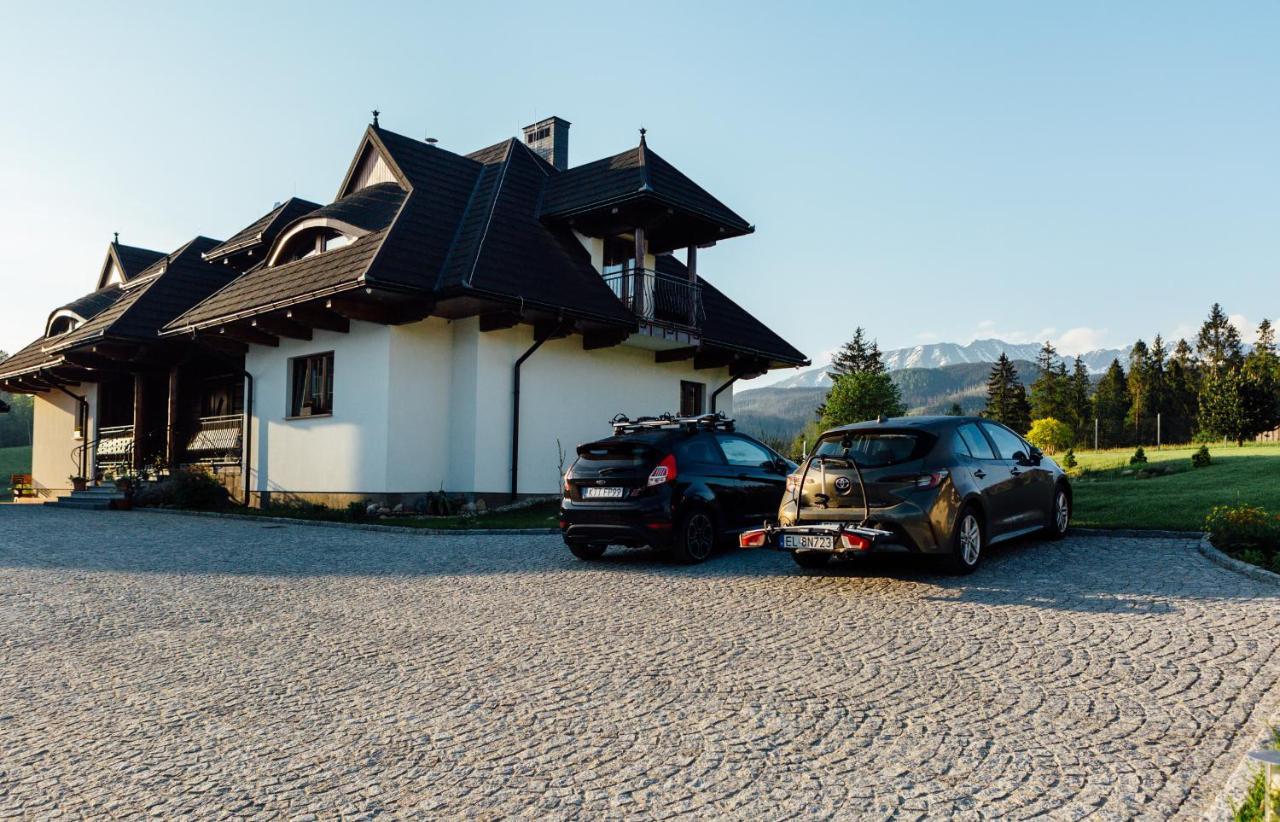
[69,475,88,493]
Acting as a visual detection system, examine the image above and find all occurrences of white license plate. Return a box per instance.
[583,487,625,499]
[782,533,835,550]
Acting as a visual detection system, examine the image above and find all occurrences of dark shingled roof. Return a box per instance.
[540,139,752,233]
[164,123,802,366]
[203,197,322,261]
[55,286,125,324]
[0,335,65,380]
[49,237,236,349]
[655,255,806,366]
[113,244,167,280]
[298,182,405,233]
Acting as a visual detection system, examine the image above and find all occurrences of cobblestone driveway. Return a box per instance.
[1,508,1278,819]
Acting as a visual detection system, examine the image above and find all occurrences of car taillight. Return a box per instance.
[563,472,572,497]
[648,454,678,487]
[739,529,768,548]
[916,470,950,489]
[840,533,871,551]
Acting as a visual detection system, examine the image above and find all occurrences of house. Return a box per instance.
[0,116,806,506]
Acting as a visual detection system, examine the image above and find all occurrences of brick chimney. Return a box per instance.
[522,116,570,170]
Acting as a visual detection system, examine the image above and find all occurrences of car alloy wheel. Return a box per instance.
[683,511,715,562]
[1054,491,1070,533]
[960,513,982,567]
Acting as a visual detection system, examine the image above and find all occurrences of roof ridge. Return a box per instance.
[465,142,516,288]
[435,157,498,291]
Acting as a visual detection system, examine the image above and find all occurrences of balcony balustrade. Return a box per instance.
[601,270,703,330]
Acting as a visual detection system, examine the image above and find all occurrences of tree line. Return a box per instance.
[0,351,35,448]
[805,303,1280,452]
[981,303,1279,447]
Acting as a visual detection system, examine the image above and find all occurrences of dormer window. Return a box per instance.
[46,310,84,337]
[275,228,354,265]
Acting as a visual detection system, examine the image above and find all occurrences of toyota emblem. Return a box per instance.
[834,476,853,495]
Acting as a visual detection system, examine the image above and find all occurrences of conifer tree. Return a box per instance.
[1196,303,1244,371]
[1030,341,1070,423]
[828,327,885,378]
[1126,339,1152,432]
[982,354,1032,433]
[1092,359,1131,446]
[1066,356,1093,444]
[817,328,902,425]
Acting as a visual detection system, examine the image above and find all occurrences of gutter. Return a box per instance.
[510,319,565,499]
[710,376,738,414]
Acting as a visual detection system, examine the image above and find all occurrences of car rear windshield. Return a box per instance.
[813,431,934,468]
[576,437,661,466]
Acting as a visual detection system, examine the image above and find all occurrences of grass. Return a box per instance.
[240,499,562,530]
[1065,441,1280,530]
[0,445,32,497]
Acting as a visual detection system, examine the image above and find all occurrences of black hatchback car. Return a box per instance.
[560,414,795,563]
[745,416,1071,573]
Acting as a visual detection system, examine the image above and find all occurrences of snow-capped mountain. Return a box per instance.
[769,339,1129,389]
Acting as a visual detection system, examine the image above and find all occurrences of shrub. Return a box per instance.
[1062,448,1078,469]
[1192,444,1212,468]
[1026,417,1074,455]
[346,501,368,522]
[1129,446,1148,465]
[1204,504,1280,565]
[133,468,231,511]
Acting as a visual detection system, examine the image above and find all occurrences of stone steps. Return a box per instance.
[44,486,127,511]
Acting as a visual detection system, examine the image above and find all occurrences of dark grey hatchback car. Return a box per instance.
[746,416,1071,573]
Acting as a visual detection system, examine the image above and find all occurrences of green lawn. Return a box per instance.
[1067,442,1280,530]
[0,445,32,497]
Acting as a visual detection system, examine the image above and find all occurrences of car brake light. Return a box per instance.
[916,470,950,489]
[739,529,768,548]
[840,533,871,551]
[648,454,678,487]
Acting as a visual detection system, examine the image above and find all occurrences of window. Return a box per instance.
[674,436,725,466]
[277,228,352,265]
[289,352,334,417]
[981,422,1029,460]
[716,435,774,468]
[680,381,705,416]
[813,431,935,468]
[956,423,997,460]
[603,236,637,275]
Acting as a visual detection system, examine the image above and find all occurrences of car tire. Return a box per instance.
[1046,485,1070,540]
[568,543,607,561]
[792,551,830,569]
[671,508,716,564]
[946,505,985,574]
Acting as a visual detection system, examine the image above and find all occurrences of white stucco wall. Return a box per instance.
[244,316,736,498]
[450,321,734,496]
[247,321,392,496]
[31,385,97,495]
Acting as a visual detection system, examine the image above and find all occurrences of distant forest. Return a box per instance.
[0,351,35,448]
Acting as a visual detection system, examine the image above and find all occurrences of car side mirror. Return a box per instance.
[1012,450,1029,464]
[1028,447,1043,464]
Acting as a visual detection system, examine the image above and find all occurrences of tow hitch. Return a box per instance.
[739,522,893,555]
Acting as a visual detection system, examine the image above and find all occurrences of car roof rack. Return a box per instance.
[610,412,735,435]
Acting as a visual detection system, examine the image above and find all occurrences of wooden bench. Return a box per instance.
[9,474,35,499]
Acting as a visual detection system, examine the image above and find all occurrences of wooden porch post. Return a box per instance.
[633,227,647,315]
[166,366,179,468]
[131,373,144,471]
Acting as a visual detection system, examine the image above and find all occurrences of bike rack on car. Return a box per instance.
[610,412,736,435]
[739,521,894,554]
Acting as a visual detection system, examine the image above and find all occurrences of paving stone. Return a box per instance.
[0,508,1277,819]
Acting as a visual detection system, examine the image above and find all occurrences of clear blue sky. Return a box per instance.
[2,1,1277,381]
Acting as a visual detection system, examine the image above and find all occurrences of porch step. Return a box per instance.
[44,486,126,511]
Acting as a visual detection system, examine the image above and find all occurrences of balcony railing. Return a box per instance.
[184,414,244,465]
[95,424,135,469]
[602,270,704,329]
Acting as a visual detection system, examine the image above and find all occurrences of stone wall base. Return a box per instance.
[250,490,549,513]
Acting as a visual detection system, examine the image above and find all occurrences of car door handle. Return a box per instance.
[1010,468,1022,476]
[973,470,986,479]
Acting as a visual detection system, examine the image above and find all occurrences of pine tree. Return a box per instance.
[828,327,885,378]
[1126,339,1152,433]
[1092,359,1131,447]
[1242,318,1280,438]
[945,402,964,416]
[1165,338,1199,441]
[982,354,1032,433]
[1030,341,1070,423]
[1066,356,1093,444]
[1196,303,1244,371]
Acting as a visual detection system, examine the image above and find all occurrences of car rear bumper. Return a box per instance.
[777,497,949,554]
[560,498,672,547]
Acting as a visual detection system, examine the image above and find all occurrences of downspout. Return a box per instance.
[511,320,562,500]
[55,384,90,481]
[710,375,738,414]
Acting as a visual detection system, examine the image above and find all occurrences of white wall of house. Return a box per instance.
[243,316,735,498]
[30,385,97,495]
[247,320,392,496]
